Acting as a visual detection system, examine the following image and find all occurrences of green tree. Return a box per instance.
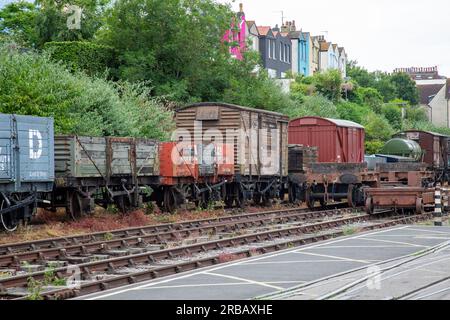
[382,103,403,131]
[0,1,39,46]
[390,72,420,105]
[0,44,174,139]
[311,69,343,103]
[98,0,233,101]
[336,101,369,124]
[0,0,109,48]
[355,87,383,113]
[363,112,394,142]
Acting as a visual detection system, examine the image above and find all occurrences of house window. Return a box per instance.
[268,41,271,59]
[281,44,284,62]
[272,40,275,59]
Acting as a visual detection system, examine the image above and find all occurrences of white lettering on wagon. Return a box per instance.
[0,147,9,172]
[29,129,43,160]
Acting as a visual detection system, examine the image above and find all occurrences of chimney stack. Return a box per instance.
[239,3,243,12]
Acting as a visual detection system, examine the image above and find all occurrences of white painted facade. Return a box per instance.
[291,39,299,75]
[429,84,450,127]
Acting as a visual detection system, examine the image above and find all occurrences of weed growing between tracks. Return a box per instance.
[0,203,286,245]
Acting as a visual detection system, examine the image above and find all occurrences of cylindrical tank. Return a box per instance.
[380,138,423,161]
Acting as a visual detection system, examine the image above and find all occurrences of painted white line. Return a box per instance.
[415,236,450,240]
[242,259,363,265]
[132,280,308,291]
[84,226,408,300]
[345,256,450,296]
[314,245,413,249]
[294,251,371,264]
[405,227,450,235]
[204,272,284,290]
[359,237,428,248]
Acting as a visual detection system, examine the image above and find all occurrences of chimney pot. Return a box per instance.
[239,3,243,12]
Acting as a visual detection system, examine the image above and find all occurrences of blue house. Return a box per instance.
[298,32,310,76]
[285,21,310,76]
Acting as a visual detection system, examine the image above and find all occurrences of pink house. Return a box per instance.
[222,3,246,60]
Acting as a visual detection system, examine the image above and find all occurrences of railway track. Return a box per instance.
[0,208,433,300]
[0,203,350,256]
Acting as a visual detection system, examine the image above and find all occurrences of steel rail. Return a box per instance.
[40,213,433,300]
[0,203,350,255]
[0,213,371,291]
[0,207,355,268]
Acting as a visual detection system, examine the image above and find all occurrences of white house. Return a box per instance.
[416,79,450,127]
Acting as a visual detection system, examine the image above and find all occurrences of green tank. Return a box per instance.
[380,138,423,161]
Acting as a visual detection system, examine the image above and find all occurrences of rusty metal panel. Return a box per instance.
[55,136,159,179]
[376,162,427,172]
[195,106,220,121]
[288,116,365,163]
[175,103,289,178]
[310,163,367,174]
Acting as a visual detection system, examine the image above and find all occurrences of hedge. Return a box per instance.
[44,41,116,76]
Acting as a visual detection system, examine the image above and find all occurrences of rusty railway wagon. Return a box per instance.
[287,117,377,208]
[0,114,54,231]
[175,102,289,207]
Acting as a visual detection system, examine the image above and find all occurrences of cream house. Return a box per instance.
[309,36,320,75]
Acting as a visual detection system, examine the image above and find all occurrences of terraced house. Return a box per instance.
[284,21,310,77]
[257,25,292,78]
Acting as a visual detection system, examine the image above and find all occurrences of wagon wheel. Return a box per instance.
[163,187,177,213]
[198,191,211,210]
[365,196,374,215]
[68,191,83,221]
[115,195,133,214]
[224,194,234,208]
[261,193,271,207]
[305,187,316,210]
[0,195,18,232]
[253,193,262,206]
[347,184,356,208]
[236,189,246,209]
[415,198,424,215]
[319,198,327,208]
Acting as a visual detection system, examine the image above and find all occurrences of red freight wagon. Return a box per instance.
[288,117,365,163]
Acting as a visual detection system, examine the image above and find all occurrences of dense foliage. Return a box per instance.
[0,0,447,155]
[44,41,116,76]
[0,44,174,140]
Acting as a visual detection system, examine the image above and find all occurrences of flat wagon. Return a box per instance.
[0,114,54,231]
[175,102,289,207]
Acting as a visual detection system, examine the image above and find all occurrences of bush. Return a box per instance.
[44,41,117,76]
[0,44,174,139]
[283,95,338,119]
[363,112,394,142]
[365,140,385,155]
[382,103,403,131]
[336,101,369,125]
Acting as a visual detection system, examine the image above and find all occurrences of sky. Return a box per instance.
[221,0,450,76]
[1,0,449,76]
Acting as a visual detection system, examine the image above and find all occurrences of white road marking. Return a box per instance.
[204,272,284,290]
[132,280,306,291]
[359,237,428,248]
[84,226,409,300]
[242,259,358,265]
[314,245,413,248]
[404,227,450,235]
[294,251,371,264]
